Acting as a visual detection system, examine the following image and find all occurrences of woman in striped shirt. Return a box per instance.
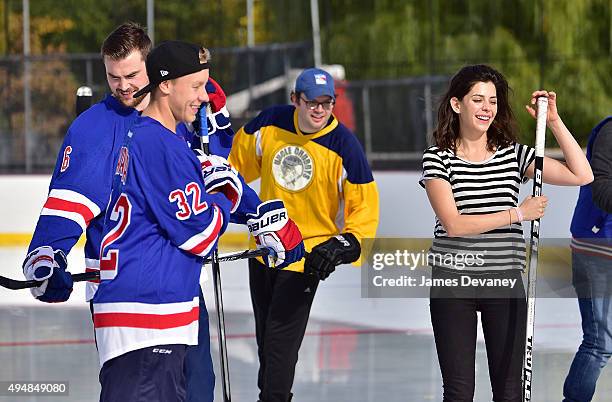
[420,64,593,402]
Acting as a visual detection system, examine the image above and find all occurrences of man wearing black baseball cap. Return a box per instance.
[133,40,209,98]
[93,40,243,402]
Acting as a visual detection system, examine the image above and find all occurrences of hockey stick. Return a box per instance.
[198,103,232,402]
[75,86,92,116]
[0,87,94,291]
[522,96,548,402]
[0,248,270,290]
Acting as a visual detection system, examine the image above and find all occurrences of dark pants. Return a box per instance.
[249,259,319,402]
[430,270,526,402]
[185,290,215,402]
[99,344,187,402]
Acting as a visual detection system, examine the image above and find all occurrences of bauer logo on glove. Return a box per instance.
[202,164,233,178]
[247,200,305,269]
[247,209,288,233]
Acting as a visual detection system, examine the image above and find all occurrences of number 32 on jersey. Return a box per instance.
[168,182,208,220]
[99,183,208,280]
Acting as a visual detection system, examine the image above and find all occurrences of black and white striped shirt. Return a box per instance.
[420,143,535,271]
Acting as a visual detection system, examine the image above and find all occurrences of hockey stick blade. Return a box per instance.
[0,248,271,290]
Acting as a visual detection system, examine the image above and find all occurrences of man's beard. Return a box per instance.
[114,90,146,109]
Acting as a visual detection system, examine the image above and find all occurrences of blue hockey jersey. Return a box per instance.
[176,120,262,224]
[28,93,258,302]
[92,116,233,365]
[28,94,139,301]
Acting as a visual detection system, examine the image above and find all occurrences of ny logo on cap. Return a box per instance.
[160,70,169,77]
[314,73,327,85]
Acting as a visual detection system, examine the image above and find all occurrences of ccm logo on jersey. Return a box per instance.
[152,348,172,354]
[247,211,288,232]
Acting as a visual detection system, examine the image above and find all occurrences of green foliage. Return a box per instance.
[1,0,610,145]
[317,0,612,144]
[324,3,423,77]
[0,3,77,166]
[4,0,257,53]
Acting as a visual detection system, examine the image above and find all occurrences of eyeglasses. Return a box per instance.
[299,96,335,111]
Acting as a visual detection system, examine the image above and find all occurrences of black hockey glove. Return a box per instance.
[304,233,361,281]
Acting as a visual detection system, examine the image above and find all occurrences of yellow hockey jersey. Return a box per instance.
[229,105,379,272]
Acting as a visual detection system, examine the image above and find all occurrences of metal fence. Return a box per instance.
[0,42,314,173]
[0,40,448,173]
[343,76,449,170]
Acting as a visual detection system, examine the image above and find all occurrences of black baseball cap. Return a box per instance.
[133,40,209,98]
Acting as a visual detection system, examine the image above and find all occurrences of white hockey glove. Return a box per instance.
[22,246,73,302]
[195,151,243,213]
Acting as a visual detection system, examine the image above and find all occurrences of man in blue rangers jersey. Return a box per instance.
[22,23,148,304]
[92,40,240,402]
[21,22,304,402]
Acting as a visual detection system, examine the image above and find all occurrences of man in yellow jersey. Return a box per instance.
[230,67,379,402]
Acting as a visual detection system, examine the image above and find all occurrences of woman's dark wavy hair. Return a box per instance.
[432,64,519,153]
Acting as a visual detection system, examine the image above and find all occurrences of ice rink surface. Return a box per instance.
[1,246,611,402]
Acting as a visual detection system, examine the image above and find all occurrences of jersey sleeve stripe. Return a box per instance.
[40,208,88,231]
[255,129,263,157]
[179,205,224,257]
[94,305,199,329]
[41,189,101,230]
[48,189,102,216]
[338,167,348,194]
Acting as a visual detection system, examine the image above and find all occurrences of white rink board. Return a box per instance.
[0,172,579,237]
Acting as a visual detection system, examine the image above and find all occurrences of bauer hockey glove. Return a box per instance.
[195,151,243,213]
[304,233,361,281]
[246,200,305,269]
[22,246,73,302]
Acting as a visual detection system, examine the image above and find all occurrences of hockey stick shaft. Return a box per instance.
[0,248,269,290]
[199,104,232,402]
[522,96,548,402]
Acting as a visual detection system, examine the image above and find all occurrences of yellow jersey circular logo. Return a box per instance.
[271,145,314,191]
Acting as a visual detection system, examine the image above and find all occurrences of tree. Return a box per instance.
[0,5,77,170]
